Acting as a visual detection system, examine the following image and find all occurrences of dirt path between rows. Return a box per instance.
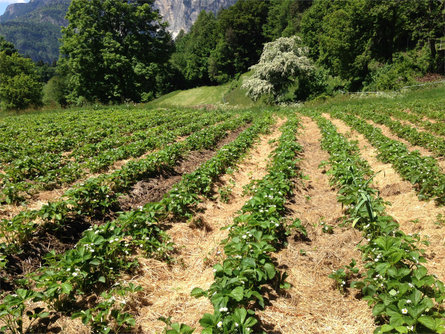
[256,116,375,334]
[325,114,445,283]
[127,118,286,333]
[361,117,445,171]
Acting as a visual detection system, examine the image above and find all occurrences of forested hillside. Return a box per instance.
[0,0,70,63]
[0,0,444,111]
[0,0,237,63]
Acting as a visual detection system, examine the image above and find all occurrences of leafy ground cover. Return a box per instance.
[1,84,445,334]
[0,110,274,333]
[0,107,239,204]
[313,112,445,334]
[0,112,255,290]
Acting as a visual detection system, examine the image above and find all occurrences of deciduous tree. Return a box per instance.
[0,39,42,110]
[242,36,316,102]
[59,0,173,104]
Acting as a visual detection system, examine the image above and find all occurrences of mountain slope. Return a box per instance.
[0,0,70,63]
[0,0,69,26]
[0,0,237,63]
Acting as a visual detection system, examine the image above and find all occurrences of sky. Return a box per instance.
[0,0,28,16]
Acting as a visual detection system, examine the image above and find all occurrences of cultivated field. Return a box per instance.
[1,86,445,334]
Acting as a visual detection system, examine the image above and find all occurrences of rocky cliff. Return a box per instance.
[154,0,237,38]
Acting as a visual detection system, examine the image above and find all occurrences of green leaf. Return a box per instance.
[410,289,422,305]
[380,324,394,332]
[389,289,398,296]
[414,266,427,280]
[89,259,100,266]
[98,276,106,283]
[230,286,244,302]
[264,263,276,280]
[199,313,216,328]
[61,282,73,294]
[245,316,258,327]
[394,326,408,333]
[372,303,385,316]
[38,312,50,319]
[418,316,438,330]
[191,288,206,298]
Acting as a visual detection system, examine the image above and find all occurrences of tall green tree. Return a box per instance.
[0,36,17,55]
[208,0,270,83]
[59,0,173,104]
[171,11,218,86]
[0,48,42,110]
[263,0,313,40]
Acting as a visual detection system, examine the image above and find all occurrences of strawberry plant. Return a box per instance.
[187,115,303,333]
[330,110,445,204]
[0,115,251,262]
[314,112,445,334]
[0,112,273,333]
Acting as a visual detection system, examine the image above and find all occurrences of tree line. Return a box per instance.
[0,0,444,110]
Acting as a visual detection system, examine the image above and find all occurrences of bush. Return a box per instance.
[363,47,432,91]
[42,75,68,107]
[0,51,42,111]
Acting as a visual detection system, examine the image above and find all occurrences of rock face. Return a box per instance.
[154,0,237,38]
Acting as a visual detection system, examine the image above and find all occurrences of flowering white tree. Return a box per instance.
[242,36,314,102]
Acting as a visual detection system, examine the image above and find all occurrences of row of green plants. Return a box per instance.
[0,107,179,168]
[0,108,235,204]
[345,107,445,157]
[0,115,251,275]
[0,106,188,159]
[0,112,274,334]
[163,115,304,334]
[405,103,445,123]
[314,113,445,334]
[372,107,445,138]
[330,110,445,204]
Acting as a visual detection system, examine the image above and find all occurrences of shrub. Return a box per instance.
[0,51,42,111]
[42,75,68,107]
[363,47,432,91]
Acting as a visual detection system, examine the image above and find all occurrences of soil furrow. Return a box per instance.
[324,114,445,283]
[256,116,375,334]
[127,118,286,333]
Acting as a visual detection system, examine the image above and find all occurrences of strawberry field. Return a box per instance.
[1,87,445,334]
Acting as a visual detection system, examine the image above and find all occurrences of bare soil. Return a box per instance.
[0,127,245,293]
[118,126,245,211]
